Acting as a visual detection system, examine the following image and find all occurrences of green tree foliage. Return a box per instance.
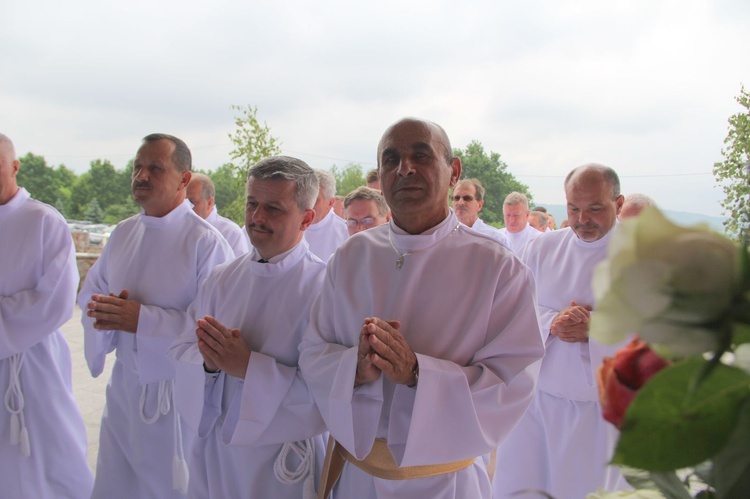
[103,198,139,224]
[84,198,104,223]
[16,153,74,208]
[70,159,132,219]
[454,141,533,225]
[331,163,366,196]
[713,86,750,243]
[207,163,246,225]
[228,105,282,179]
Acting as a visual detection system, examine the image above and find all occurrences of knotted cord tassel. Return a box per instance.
[10,413,19,445]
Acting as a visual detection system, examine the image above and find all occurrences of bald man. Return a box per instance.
[187,173,249,256]
[0,133,93,498]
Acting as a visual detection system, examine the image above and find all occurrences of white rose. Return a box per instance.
[591,207,740,357]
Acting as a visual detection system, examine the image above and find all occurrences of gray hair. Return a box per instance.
[530,210,548,227]
[564,163,621,198]
[344,186,389,215]
[314,169,337,200]
[141,133,192,172]
[247,156,319,211]
[455,178,485,201]
[503,191,529,210]
[622,193,656,209]
[190,172,215,200]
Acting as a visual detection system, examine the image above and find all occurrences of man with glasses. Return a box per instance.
[452,178,508,247]
[343,186,390,237]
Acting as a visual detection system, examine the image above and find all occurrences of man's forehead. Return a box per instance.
[349,198,378,209]
[247,177,295,197]
[454,185,475,196]
[379,120,445,153]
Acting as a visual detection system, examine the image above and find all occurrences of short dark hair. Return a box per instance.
[141,133,192,172]
[455,178,485,201]
[366,169,379,183]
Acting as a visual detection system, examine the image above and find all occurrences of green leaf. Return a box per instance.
[613,358,750,471]
[710,398,750,498]
[733,322,750,346]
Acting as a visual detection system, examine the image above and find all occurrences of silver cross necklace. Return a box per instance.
[387,223,460,271]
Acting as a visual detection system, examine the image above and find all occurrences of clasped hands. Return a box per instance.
[355,317,418,388]
[550,300,592,343]
[196,316,251,378]
[86,289,140,333]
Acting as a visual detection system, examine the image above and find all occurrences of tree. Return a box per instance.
[70,159,131,219]
[713,86,750,243]
[228,105,282,179]
[454,141,533,225]
[16,153,69,205]
[206,163,246,225]
[331,163,366,196]
[84,198,104,223]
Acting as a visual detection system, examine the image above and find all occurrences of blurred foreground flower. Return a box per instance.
[597,338,669,429]
[589,207,750,498]
[591,207,741,358]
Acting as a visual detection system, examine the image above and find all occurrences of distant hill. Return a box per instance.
[540,205,728,234]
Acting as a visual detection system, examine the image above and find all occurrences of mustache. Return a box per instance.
[132,181,151,190]
[247,223,272,234]
[573,222,599,229]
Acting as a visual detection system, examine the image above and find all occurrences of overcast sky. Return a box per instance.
[2,0,748,217]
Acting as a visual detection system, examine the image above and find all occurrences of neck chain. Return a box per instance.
[387,223,460,271]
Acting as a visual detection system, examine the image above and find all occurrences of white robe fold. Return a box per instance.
[299,211,545,499]
[493,226,630,499]
[78,200,233,499]
[304,209,348,261]
[0,188,93,498]
[469,218,509,247]
[206,205,250,256]
[499,223,541,256]
[170,240,327,499]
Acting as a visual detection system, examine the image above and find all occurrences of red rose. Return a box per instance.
[597,338,670,429]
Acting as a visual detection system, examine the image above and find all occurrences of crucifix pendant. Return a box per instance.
[396,256,405,270]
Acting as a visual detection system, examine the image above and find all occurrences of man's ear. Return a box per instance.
[179,170,192,190]
[301,208,316,230]
[449,157,462,187]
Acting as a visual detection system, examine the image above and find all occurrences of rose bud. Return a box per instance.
[597,338,670,429]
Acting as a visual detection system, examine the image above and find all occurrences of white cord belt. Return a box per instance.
[4,353,30,457]
[274,438,317,499]
[138,380,189,493]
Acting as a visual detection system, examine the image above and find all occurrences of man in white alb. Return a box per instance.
[304,169,348,260]
[493,163,630,498]
[452,178,508,246]
[187,172,250,256]
[171,156,327,498]
[79,134,234,498]
[498,191,541,255]
[299,118,544,499]
[0,133,93,498]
